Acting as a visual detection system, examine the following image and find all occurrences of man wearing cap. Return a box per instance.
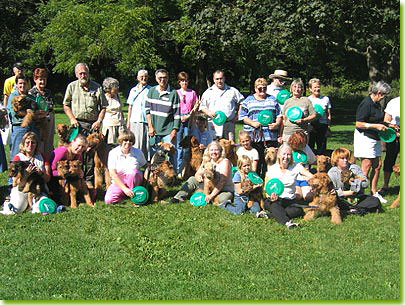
[200,70,244,140]
[3,62,31,107]
[267,69,292,109]
[63,62,108,188]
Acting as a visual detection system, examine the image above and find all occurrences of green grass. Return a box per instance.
[0,97,400,301]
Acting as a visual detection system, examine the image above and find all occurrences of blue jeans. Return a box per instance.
[176,121,189,172]
[149,134,177,171]
[222,195,261,215]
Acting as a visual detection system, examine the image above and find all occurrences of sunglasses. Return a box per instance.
[256,86,267,91]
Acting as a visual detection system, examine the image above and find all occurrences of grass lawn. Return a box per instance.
[0,94,400,301]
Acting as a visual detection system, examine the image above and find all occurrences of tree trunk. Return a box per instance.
[366,45,381,82]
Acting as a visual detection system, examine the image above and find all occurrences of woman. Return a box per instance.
[307,78,332,155]
[354,81,391,203]
[176,71,198,176]
[2,132,51,214]
[101,77,126,144]
[239,78,282,177]
[105,130,147,205]
[171,141,234,204]
[328,148,383,214]
[27,68,55,159]
[282,78,317,143]
[264,144,314,229]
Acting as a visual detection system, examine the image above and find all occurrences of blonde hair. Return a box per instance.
[290,78,304,92]
[254,78,268,87]
[277,144,294,167]
[237,155,252,171]
[308,78,321,89]
[331,148,355,166]
[203,141,226,163]
[238,130,251,141]
[19,132,38,155]
[117,129,135,145]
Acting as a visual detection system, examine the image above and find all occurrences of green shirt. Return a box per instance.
[63,80,107,122]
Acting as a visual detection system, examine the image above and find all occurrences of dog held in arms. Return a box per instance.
[195,161,221,205]
[218,139,238,166]
[240,178,264,210]
[305,173,342,224]
[144,143,177,202]
[179,135,204,179]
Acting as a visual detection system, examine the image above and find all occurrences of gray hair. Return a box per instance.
[308,78,321,88]
[137,69,148,77]
[102,77,119,92]
[75,63,89,74]
[289,78,304,91]
[155,69,168,76]
[369,81,391,95]
[277,143,294,167]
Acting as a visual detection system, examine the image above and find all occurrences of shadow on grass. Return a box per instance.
[329,130,354,145]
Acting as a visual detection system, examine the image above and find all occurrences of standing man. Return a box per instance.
[267,69,292,108]
[200,70,244,140]
[127,69,151,159]
[145,69,180,168]
[3,62,29,108]
[63,63,107,188]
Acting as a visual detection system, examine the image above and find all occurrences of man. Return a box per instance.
[63,63,108,187]
[267,69,292,110]
[3,62,27,108]
[127,69,151,159]
[200,70,244,140]
[145,69,180,167]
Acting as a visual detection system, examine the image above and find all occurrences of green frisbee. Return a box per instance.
[276,90,291,105]
[68,127,80,143]
[35,96,48,112]
[265,178,284,196]
[247,172,264,185]
[190,192,207,207]
[286,106,303,122]
[313,104,325,119]
[293,150,308,164]
[232,166,238,177]
[212,111,227,126]
[257,110,274,125]
[379,128,397,143]
[131,186,149,205]
[39,197,57,214]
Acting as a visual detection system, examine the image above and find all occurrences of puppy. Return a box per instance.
[305,173,342,224]
[56,124,71,147]
[179,135,204,179]
[195,162,220,205]
[9,160,31,187]
[0,107,8,130]
[264,147,278,168]
[12,96,35,128]
[390,164,400,208]
[147,160,176,202]
[316,155,331,173]
[240,178,264,210]
[219,139,238,166]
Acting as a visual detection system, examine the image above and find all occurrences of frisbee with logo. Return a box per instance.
[131,186,149,205]
[276,90,291,105]
[265,179,284,196]
[258,110,274,125]
[379,128,397,143]
[212,111,227,126]
[39,197,57,214]
[293,150,308,164]
[314,104,325,119]
[190,192,207,207]
[247,172,264,185]
[286,106,303,122]
[68,127,80,143]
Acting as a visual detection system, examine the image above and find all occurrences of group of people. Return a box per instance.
[0,62,400,228]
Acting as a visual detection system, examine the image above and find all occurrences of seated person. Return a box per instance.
[220,155,261,215]
[171,141,234,204]
[264,144,313,229]
[105,130,146,205]
[328,147,383,214]
[190,112,213,150]
[236,131,259,173]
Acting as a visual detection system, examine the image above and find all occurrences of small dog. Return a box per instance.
[12,96,35,128]
[390,164,400,208]
[240,178,264,210]
[264,147,278,168]
[179,135,204,179]
[0,107,8,130]
[316,155,331,173]
[57,160,94,208]
[147,160,176,202]
[195,162,220,205]
[56,124,71,147]
[219,139,238,166]
[305,173,342,224]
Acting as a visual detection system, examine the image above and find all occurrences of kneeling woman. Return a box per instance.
[172,141,234,204]
[105,130,147,204]
[327,147,383,214]
[264,144,314,229]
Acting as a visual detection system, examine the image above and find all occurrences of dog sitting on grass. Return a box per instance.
[179,135,204,179]
[240,178,264,210]
[195,161,220,205]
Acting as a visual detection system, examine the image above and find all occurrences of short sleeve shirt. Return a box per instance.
[108,146,147,182]
[355,96,384,140]
[236,147,259,162]
[127,84,151,123]
[384,97,400,127]
[282,97,316,136]
[308,95,331,125]
[63,80,108,122]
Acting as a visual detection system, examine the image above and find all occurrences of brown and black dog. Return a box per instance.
[219,139,238,166]
[316,155,331,173]
[240,178,264,210]
[195,161,220,205]
[56,124,71,147]
[390,164,400,208]
[179,135,204,179]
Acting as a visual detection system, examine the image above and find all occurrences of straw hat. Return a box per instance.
[269,69,292,80]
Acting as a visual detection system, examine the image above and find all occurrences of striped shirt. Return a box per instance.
[145,85,181,136]
[239,94,281,142]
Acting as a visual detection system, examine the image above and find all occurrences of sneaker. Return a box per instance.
[256,210,269,219]
[170,197,181,204]
[56,205,65,213]
[349,208,367,216]
[218,200,231,209]
[373,192,388,204]
[285,220,299,229]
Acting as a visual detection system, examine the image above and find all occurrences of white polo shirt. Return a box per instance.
[108,146,147,180]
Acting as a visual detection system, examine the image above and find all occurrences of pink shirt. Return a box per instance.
[50,146,82,177]
[177,88,197,115]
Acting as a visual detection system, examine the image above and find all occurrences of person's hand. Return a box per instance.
[181,115,189,123]
[26,163,35,174]
[330,189,336,196]
[123,187,134,198]
[268,123,278,130]
[270,193,278,202]
[294,119,303,124]
[251,121,261,129]
[207,110,216,118]
[205,194,212,203]
[199,144,205,150]
[70,117,79,127]
[170,129,177,141]
[375,124,387,131]
[148,126,156,137]
[126,121,131,130]
[91,120,101,130]
[79,170,85,179]
[277,136,283,144]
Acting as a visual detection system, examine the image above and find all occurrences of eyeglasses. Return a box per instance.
[256,86,266,91]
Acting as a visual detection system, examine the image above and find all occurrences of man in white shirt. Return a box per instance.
[200,70,244,140]
[266,69,292,111]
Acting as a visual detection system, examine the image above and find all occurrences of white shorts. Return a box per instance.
[353,129,382,158]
